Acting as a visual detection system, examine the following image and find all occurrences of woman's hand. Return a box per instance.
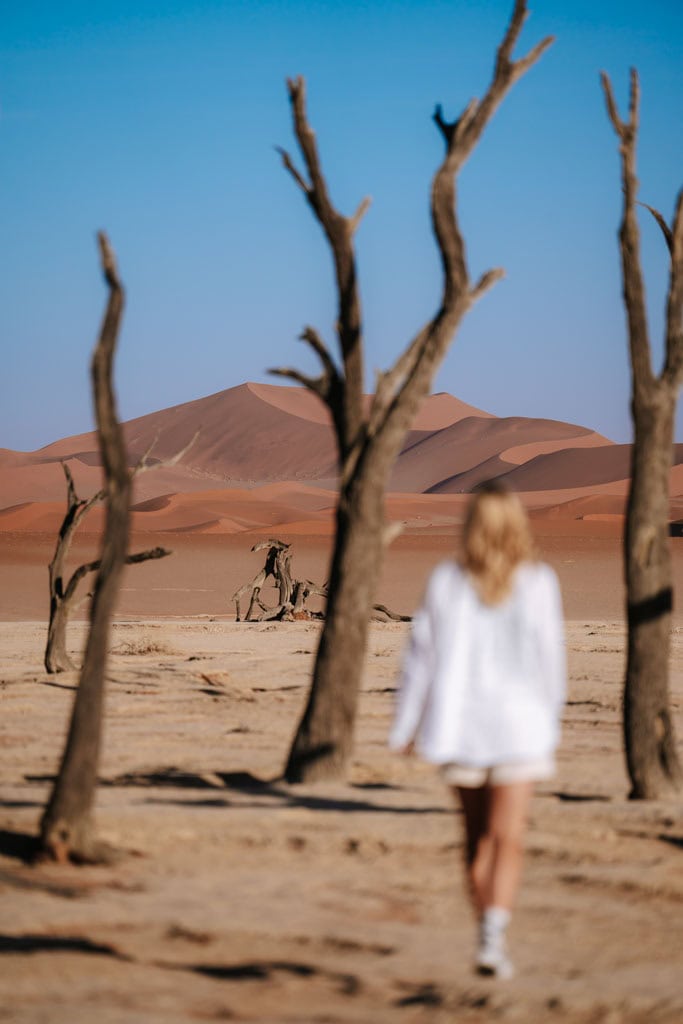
[398,740,415,756]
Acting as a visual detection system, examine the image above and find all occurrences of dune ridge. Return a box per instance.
[2,380,675,536]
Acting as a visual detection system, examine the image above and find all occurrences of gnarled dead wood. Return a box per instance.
[44,430,196,673]
[231,540,409,624]
[39,232,131,863]
[273,0,552,782]
[601,70,683,799]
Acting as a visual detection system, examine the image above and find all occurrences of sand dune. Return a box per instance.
[4,380,683,536]
[25,382,491,496]
[246,382,492,431]
[403,415,602,494]
[501,430,612,465]
[503,443,683,492]
[0,486,337,537]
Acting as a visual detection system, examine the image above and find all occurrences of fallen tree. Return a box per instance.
[231,539,411,623]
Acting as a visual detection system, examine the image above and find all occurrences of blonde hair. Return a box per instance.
[461,483,535,605]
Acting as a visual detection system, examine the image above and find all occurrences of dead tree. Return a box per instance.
[44,430,196,673]
[272,0,552,782]
[232,540,301,621]
[45,465,106,672]
[602,70,683,798]
[39,232,133,862]
[232,539,409,622]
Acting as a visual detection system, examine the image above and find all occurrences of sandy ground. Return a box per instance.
[1,532,683,1023]
[0,519,653,623]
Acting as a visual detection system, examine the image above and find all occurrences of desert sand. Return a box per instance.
[2,384,683,1021]
[1,525,683,1023]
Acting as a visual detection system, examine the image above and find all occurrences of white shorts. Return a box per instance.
[439,757,556,788]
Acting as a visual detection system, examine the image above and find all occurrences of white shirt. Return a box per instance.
[389,560,566,766]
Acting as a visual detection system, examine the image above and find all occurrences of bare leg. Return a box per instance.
[485,781,534,910]
[455,781,534,910]
[454,785,491,915]
[455,780,534,978]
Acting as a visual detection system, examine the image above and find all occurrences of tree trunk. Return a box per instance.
[45,596,76,673]
[275,3,552,782]
[602,69,683,800]
[624,394,682,797]
[39,233,129,863]
[285,450,391,781]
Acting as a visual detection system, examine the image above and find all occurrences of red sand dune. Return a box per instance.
[501,431,612,465]
[503,444,683,493]
[400,415,606,494]
[2,380,680,537]
[245,382,492,431]
[0,382,496,510]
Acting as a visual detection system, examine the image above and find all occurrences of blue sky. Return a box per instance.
[1,0,682,451]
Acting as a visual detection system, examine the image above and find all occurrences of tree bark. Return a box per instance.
[44,429,189,673]
[625,396,681,796]
[45,598,76,673]
[285,460,386,780]
[45,474,170,673]
[45,465,104,673]
[276,0,552,782]
[602,70,683,799]
[39,232,130,862]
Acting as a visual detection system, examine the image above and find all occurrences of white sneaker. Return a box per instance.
[475,943,515,980]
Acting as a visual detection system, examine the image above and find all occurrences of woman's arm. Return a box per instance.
[536,565,566,719]
[388,568,443,752]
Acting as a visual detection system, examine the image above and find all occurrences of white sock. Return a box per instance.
[480,906,511,947]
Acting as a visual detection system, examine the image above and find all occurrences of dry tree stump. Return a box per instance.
[231,540,410,623]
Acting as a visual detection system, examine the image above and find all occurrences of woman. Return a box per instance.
[389,483,565,979]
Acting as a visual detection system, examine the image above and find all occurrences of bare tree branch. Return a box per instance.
[600,71,625,137]
[600,69,654,398]
[350,196,372,235]
[470,267,506,303]
[368,325,431,438]
[270,326,346,442]
[433,98,478,147]
[285,76,339,226]
[451,0,554,170]
[63,547,171,606]
[300,326,341,381]
[513,35,555,79]
[370,2,549,444]
[627,66,639,133]
[63,462,79,508]
[382,521,404,547]
[636,200,674,254]
[133,430,200,476]
[268,366,329,398]
[663,189,683,389]
[275,145,309,194]
[279,75,365,455]
[60,463,105,535]
[46,427,194,673]
[98,231,121,291]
